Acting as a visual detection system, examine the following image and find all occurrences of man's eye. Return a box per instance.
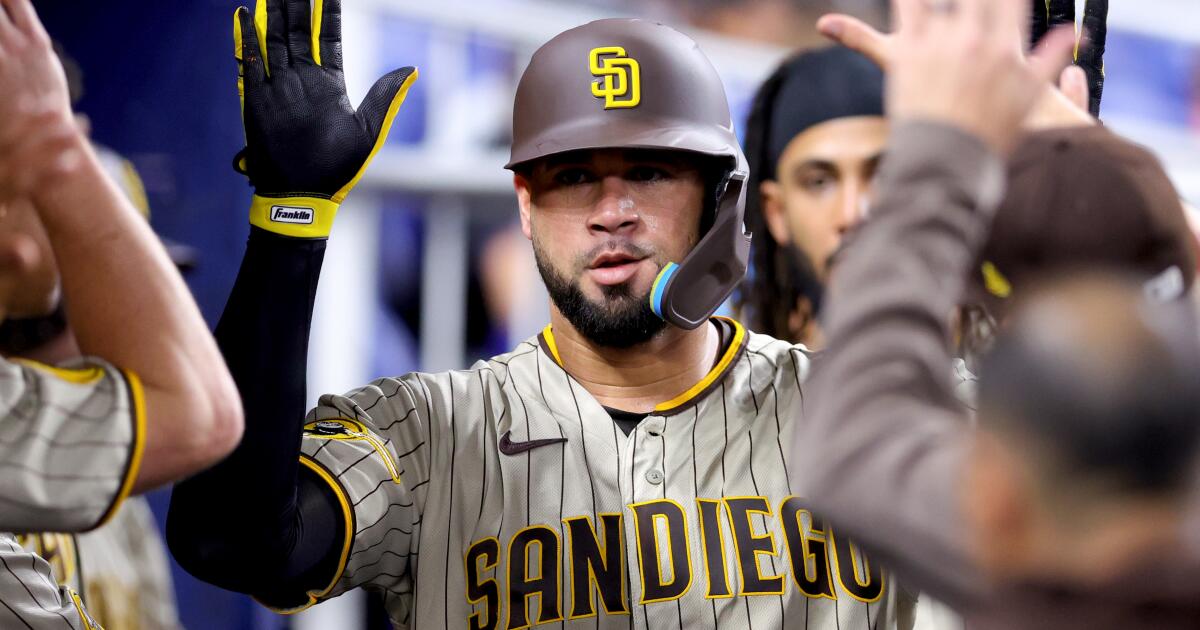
[553,168,593,186]
[628,166,669,182]
[802,172,835,192]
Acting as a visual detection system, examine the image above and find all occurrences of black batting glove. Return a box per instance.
[233,0,417,238]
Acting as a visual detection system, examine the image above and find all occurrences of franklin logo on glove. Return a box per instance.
[269,205,314,224]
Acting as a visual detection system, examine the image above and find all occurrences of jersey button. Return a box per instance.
[645,469,664,485]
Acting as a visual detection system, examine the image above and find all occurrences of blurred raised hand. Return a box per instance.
[821,0,1076,154]
[817,0,1096,135]
[0,0,85,199]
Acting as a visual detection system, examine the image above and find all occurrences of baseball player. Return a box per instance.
[0,0,242,532]
[0,0,242,626]
[2,146,188,630]
[0,3,244,528]
[168,1,913,628]
[739,46,885,348]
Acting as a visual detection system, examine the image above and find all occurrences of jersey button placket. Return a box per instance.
[639,417,666,490]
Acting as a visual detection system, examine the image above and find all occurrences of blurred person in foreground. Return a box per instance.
[0,147,188,630]
[0,44,192,630]
[0,0,242,626]
[681,0,888,48]
[796,0,1200,627]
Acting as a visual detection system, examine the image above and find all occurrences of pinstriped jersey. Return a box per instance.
[15,498,183,630]
[0,357,144,533]
[286,318,913,629]
[73,498,183,630]
[0,533,101,629]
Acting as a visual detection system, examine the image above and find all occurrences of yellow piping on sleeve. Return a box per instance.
[69,590,99,630]
[12,358,104,385]
[259,456,355,614]
[94,369,147,529]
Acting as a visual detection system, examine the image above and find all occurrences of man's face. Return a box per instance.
[0,198,60,320]
[761,116,887,280]
[514,148,708,347]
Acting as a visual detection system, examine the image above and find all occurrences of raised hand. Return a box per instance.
[233,0,417,238]
[818,0,1082,146]
[879,0,1077,154]
[0,0,86,200]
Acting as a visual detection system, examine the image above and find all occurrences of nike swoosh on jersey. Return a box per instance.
[498,431,567,455]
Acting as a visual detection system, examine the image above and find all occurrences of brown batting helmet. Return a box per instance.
[506,18,751,330]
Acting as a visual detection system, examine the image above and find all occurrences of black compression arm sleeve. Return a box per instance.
[167,227,343,598]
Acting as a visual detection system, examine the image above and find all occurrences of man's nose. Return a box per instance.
[836,179,871,234]
[587,176,640,235]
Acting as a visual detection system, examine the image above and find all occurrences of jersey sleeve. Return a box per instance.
[265,375,431,613]
[0,356,144,533]
[0,534,103,630]
[797,121,1003,606]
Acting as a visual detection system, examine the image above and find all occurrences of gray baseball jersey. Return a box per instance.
[0,533,101,629]
[72,497,182,630]
[277,318,914,629]
[14,500,180,630]
[0,356,144,533]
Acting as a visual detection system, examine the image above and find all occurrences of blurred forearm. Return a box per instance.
[32,136,243,491]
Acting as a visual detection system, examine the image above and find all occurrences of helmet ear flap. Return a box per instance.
[651,168,752,330]
[699,158,735,236]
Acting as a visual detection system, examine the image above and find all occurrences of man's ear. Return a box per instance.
[514,174,533,240]
[759,180,791,245]
[964,431,1036,577]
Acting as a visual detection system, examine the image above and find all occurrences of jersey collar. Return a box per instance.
[536,317,748,416]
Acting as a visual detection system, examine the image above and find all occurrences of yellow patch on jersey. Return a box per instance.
[303,418,403,484]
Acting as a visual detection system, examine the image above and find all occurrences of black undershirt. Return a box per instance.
[603,317,735,436]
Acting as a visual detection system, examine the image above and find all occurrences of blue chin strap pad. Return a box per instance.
[650,262,680,320]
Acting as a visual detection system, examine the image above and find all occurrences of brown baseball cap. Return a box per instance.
[971,126,1196,312]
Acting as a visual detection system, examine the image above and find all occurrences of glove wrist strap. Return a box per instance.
[249,195,339,239]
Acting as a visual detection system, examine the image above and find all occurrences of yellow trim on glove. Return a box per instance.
[234,9,245,111]
[311,0,324,66]
[249,195,340,239]
[332,68,419,203]
[254,0,270,76]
